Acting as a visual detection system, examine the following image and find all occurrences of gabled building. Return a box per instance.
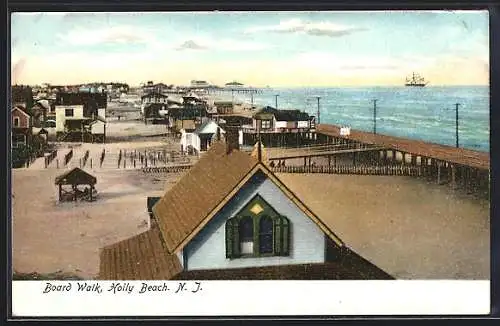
[12,106,32,148]
[99,134,392,280]
[242,106,317,147]
[54,92,107,142]
[180,120,234,154]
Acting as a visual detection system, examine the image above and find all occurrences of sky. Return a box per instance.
[10,11,489,87]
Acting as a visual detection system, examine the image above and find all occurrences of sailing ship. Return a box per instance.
[405,72,428,87]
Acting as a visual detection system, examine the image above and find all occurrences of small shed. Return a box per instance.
[55,168,97,202]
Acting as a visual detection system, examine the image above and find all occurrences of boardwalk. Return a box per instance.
[316,124,489,170]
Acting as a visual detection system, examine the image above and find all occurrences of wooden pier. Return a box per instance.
[266,123,490,198]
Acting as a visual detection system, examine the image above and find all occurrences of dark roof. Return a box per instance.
[54,168,97,186]
[55,92,107,110]
[168,107,207,119]
[152,141,259,253]
[99,227,182,280]
[174,251,393,280]
[317,124,490,170]
[255,107,310,122]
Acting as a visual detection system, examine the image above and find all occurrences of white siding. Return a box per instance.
[184,171,326,270]
[91,121,105,134]
[275,121,287,128]
[298,121,309,128]
[55,105,84,132]
[97,108,106,119]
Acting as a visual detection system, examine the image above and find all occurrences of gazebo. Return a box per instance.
[55,167,97,202]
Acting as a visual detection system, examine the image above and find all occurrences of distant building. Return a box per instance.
[54,92,107,142]
[224,81,245,88]
[190,80,210,88]
[180,120,228,154]
[213,101,234,115]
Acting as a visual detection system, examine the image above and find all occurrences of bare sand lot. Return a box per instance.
[12,167,185,279]
[278,173,490,279]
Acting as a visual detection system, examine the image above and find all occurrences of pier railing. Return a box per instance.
[271,164,423,176]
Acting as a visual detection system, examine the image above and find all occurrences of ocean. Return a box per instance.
[220,86,490,153]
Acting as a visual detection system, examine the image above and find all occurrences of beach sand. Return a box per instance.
[277,173,490,279]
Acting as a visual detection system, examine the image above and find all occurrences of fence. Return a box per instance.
[44,150,58,168]
[142,165,193,174]
[271,164,423,177]
[64,149,73,166]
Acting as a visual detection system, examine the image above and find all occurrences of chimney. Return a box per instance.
[225,124,240,154]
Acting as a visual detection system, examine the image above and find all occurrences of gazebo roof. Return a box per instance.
[55,167,97,186]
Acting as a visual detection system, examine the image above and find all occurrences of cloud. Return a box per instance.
[176,40,208,51]
[59,25,157,46]
[173,37,268,52]
[246,18,367,37]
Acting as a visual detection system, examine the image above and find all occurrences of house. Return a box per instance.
[55,92,107,142]
[30,99,52,128]
[242,106,317,147]
[180,120,232,154]
[99,133,393,280]
[141,92,169,105]
[167,106,209,133]
[214,101,234,115]
[12,106,32,148]
[143,103,168,125]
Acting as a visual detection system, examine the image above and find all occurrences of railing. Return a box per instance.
[271,164,423,177]
[142,165,193,174]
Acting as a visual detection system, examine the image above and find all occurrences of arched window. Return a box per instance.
[225,195,292,259]
[239,216,254,255]
[259,216,274,254]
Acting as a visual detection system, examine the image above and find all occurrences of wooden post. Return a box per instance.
[303,157,307,167]
[90,158,93,169]
[90,185,93,201]
[59,184,62,201]
[451,165,456,188]
[328,156,331,166]
[437,162,441,185]
[352,152,356,166]
[56,159,59,169]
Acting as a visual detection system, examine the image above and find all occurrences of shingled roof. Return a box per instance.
[99,227,182,280]
[152,141,259,253]
[54,168,97,186]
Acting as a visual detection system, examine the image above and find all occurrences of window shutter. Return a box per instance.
[232,217,240,258]
[273,216,282,256]
[226,217,239,259]
[281,216,290,256]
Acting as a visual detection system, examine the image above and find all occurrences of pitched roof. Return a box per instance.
[152,141,259,253]
[193,120,224,135]
[12,106,31,118]
[99,227,182,280]
[54,167,97,185]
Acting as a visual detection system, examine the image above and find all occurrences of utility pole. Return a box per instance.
[315,96,321,124]
[373,99,377,134]
[455,103,460,148]
[274,94,279,109]
[251,92,254,106]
